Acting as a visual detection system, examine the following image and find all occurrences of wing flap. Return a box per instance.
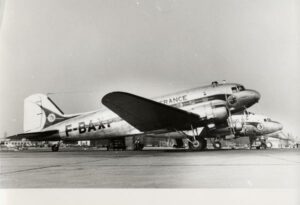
[6,130,60,141]
[102,92,200,132]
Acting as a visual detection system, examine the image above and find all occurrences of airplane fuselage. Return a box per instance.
[43,83,260,142]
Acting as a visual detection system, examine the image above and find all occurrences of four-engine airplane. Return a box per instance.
[207,113,283,149]
[7,81,261,151]
[146,113,283,150]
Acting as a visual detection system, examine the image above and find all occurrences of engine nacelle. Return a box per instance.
[192,104,228,122]
[233,121,243,132]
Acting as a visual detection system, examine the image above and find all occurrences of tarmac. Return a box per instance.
[0,148,299,188]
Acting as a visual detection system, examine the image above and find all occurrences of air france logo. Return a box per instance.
[159,95,187,105]
[257,123,264,130]
[47,113,56,123]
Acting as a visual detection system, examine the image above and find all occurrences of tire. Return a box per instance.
[260,143,267,149]
[51,145,59,152]
[267,142,272,148]
[189,138,207,151]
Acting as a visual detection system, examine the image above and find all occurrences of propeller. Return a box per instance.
[225,94,235,135]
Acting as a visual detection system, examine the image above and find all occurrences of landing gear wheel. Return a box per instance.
[260,143,267,149]
[192,140,200,148]
[51,144,59,152]
[213,141,222,150]
[267,142,272,148]
[189,138,207,151]
[134,142,144,151]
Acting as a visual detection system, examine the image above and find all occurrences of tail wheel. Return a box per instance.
[213,141,222,150]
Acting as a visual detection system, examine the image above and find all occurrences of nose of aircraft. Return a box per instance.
[246,89,261,104]
[253,90,261,102]
[227,89,261,111]
[262,121,283,134]
[270,121,283,132]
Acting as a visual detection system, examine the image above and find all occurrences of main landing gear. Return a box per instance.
[133,138,144,151]
[256,138,270,150]
[256,142,267,149]
[186,126,208,151]
[249,137,269,150]
[51,143,60,152]
[266,142,273,148]
[188,137,207,151]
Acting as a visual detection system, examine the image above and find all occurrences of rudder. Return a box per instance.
[23,94,67,132]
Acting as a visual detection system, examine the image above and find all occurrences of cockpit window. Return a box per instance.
[237,86,245,91]
[231,87,237,93]
[232,86,245,93]
[264,118,271,122]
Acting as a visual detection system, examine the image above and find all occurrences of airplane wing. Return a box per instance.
[102,92,201,132]
[6,130,60,141]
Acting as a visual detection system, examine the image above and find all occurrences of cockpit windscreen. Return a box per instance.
[232,85,245,93]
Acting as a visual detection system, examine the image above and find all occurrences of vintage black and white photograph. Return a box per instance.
[0,0,299,204]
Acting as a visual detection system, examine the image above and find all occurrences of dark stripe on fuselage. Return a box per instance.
[64,93,231,136]
[244,122,260,127]
[165,94,229,108]
[104,94,230,124]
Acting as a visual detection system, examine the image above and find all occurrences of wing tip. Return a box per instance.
[102,91,132,105]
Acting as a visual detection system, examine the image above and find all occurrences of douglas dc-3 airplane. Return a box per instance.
[7,81,261,152]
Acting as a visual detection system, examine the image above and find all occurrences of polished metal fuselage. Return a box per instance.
[43,83,260,141]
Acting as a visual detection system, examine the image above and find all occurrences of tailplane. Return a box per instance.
[24,94,71,132]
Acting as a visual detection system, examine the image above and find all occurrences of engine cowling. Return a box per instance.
[233,121,243,132]
[192,104,228,122]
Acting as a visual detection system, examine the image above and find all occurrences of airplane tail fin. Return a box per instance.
[23,94,70,132]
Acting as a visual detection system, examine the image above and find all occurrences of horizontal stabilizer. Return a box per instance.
[102,92,201,132]
[6,130,60,141]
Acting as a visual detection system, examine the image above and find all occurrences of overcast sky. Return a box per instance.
[0,0,299,137]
